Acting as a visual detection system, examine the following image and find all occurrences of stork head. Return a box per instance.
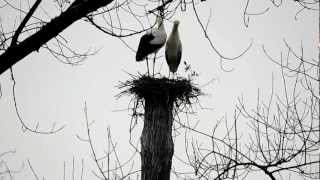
[172,20,180,32]
[173,20,180,26]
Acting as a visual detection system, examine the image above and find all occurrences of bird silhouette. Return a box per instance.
[136,16,167,76]
[165,20,182,79]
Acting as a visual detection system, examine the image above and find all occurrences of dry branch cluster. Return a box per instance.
[118,75,201,103]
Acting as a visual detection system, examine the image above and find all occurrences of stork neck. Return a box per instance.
[158,19,165,31]
[171,24,179,34]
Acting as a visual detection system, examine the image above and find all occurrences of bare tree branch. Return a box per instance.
[0,0,114,75]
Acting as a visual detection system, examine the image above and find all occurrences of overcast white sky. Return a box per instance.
[0,0,318,179]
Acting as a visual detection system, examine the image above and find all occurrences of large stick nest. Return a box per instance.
[117,74,202,105]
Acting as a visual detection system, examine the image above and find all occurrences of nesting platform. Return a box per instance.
[118,74,201,180]
[118,75,201,105]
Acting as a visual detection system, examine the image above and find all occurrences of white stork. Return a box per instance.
[165,20,182,78]
[136,16,167,76]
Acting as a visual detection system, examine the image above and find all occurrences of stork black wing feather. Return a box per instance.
[177,47,182,68]
[136,33,156,61]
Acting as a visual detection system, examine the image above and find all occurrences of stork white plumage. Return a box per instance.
[136,16,167,76]
[165,20,182,78]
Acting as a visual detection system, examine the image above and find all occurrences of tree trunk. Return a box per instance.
[140,95,174,180]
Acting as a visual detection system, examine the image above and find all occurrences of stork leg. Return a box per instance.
[152,53,156,77]
[146,57,150,76]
